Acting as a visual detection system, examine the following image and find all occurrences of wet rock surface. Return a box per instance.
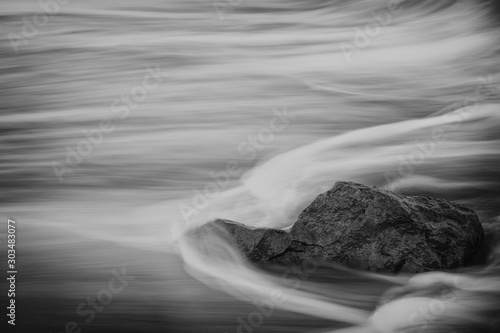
[202,181,484,273]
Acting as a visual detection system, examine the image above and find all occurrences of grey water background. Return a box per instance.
[1,0,500,332]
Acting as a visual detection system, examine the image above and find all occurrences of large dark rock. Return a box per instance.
[200,181,484,273]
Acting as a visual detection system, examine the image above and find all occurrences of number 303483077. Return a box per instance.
[8,219,16,268]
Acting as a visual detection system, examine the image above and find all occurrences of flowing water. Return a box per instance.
[1,0,500,332]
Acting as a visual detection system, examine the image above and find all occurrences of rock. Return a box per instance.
[200,181,484,273]
[286,181,484,273]
[191,219,291,262]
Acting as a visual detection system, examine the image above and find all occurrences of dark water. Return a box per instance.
[1,0,500,332]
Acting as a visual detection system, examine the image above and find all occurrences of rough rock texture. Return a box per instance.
[203,181,484,273]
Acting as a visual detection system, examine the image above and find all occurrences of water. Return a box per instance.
[1,0,500,332]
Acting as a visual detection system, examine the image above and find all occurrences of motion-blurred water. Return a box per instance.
[1,0,500,332]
